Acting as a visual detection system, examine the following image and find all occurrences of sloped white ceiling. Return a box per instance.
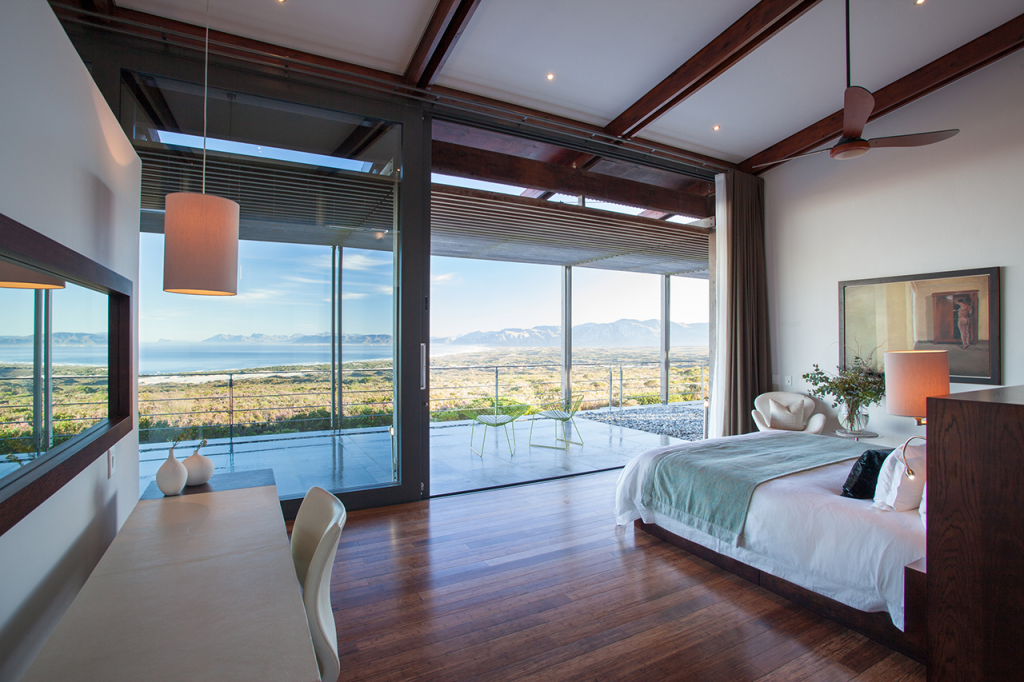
[118,0,1023,164]
[433,0,761,126]
[118,0,440,74]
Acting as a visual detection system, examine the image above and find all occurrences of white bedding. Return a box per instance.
[615,433,926,629]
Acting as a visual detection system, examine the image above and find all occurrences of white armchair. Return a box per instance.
[752,391,825,434]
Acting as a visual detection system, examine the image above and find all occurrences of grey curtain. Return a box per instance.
[717,170,772,436]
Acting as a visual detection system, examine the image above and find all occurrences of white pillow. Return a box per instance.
[919,483,927,529]
[872,440,927,512]
[768,398,804,431]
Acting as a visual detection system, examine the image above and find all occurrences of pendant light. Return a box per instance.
[0,260,65,289]
[163,0,239,296]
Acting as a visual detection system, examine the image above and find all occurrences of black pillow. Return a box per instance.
[841,449,891,499]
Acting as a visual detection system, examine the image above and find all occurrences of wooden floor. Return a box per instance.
[330,470,925,681]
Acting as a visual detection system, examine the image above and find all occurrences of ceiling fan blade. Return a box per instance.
[868,129,960,148]
[751,147,832,169]
[843,86,874,139]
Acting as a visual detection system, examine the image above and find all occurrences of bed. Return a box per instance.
[615,430,926,660]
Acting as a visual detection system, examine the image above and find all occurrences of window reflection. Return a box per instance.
[0,279,108,483]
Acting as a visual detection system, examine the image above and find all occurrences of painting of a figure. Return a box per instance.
[839,268,1000,384]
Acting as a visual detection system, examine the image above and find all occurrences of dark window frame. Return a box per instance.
[0,211,133,536]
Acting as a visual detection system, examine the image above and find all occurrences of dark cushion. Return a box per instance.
[841,449,891,499]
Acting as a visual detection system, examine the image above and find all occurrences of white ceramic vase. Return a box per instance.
[156,448,187,496]
[183,449,214,486]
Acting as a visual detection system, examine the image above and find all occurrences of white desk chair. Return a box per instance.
[751,391,825,434]
[292,486,346,682]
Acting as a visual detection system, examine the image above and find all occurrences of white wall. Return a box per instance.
[764,49,1024,447]
[0,0,141,679]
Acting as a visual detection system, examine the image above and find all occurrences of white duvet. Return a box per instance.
[615,433,925,629]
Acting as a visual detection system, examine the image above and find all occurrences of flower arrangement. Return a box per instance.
[803,355,886,432]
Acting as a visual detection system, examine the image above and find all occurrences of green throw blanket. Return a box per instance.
[640,432,867,545]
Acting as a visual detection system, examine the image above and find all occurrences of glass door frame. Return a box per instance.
[76,34,432,512]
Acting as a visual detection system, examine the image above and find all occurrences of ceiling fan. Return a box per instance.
[758,0,958,168]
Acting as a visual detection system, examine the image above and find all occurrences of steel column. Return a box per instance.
[561,265,572,403]
[44,290,53,449]
[32,290,43,453]
[661,274,670,404]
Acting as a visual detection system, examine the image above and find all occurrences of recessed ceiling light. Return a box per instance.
[915,0,925,4]
[546,73,554,81]
[713,125,721,131]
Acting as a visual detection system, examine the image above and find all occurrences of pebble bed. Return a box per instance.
[577,403,705,441]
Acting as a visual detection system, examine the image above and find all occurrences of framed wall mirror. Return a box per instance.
[0,211,132,536]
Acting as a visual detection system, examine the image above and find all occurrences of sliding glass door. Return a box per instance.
[121,69,430,510]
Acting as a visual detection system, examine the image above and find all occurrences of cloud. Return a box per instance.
[341,293,368,300]
[431,272,456,283]
[343,253,392,271]
[233,288,278,302]
[284,275,330,285]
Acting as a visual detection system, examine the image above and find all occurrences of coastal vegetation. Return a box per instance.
[0,364,108,460]
[0,346,709,454]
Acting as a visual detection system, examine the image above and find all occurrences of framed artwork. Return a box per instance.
[839,267,1001,384]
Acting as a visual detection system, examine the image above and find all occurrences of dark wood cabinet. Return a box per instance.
[927,386,1024,681]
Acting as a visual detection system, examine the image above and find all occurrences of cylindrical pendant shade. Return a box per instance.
[163,192,239,295]
[0,260,65,289]
[885,350,950,419]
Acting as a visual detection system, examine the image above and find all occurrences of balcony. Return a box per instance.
[137,361,707,497]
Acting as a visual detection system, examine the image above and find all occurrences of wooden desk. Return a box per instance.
[22,472,320,682]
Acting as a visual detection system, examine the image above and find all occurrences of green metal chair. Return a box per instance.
[470,403,530,457]
[529,394,585,450]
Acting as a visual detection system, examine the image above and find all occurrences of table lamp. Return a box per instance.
[884,350,950,426]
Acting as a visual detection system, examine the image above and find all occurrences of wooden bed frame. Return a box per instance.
[636,519,926,663]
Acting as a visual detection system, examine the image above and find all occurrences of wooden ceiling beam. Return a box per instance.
[607,0,823,140]
[405,0,482,89]
[428,85,738,173]
[121,71,180,133]
[405,0,460,86]
[86,0,115,14]
[556,0,821,172]
[432,141,713,218]
[331,121,391,159]
[51,1,407,90]
[53,1,735,174]
[741,12,1024,173]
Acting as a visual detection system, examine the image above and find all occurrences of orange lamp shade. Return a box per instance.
[884,350,950,419]
[163,192,239,296]
[0,260,65,289]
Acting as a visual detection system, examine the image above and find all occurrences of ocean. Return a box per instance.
[0,342,489,375]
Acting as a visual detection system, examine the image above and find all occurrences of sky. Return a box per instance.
[140,233,707,342]
[0,283,108,337]
[430,257,708,338]
[134,137,708,343]
[139,233,396,343]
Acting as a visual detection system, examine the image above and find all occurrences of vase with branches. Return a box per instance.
[803,356,885,433]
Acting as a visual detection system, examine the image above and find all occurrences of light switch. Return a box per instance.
[784,376,793,386]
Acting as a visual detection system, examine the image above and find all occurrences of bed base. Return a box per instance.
[636,520,925,663]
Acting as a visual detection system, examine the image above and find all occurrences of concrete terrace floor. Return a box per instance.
[139,409,690,499]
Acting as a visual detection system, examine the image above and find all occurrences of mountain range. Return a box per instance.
[202,332,391,345]
[185,319,709,347]
[434,319,709,347]
[0,332,108,346]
